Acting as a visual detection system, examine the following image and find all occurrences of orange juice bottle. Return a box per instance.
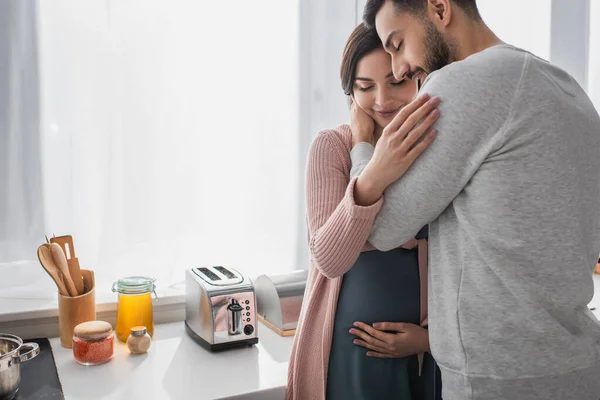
[112,277,157,342]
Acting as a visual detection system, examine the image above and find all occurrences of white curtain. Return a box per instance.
[2,0,300,297]
[0,0,43,263]
[477,0,552,60]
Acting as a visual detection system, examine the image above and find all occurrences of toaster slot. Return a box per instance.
[198,267,221,281]
[214,266,237,280]
[192,266,245,286]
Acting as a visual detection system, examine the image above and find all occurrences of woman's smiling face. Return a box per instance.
[352,48,418,129]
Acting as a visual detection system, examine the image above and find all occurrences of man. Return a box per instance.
[349,0,600,399]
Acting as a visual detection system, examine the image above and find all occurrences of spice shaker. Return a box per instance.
[126,326,152,354]
[72,321,114,365]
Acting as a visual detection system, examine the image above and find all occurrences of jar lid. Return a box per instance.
[74,321,113,340]
[130,326,147,336]
[112,276,156,295]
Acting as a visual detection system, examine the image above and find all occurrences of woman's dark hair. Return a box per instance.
[340,23,383,96]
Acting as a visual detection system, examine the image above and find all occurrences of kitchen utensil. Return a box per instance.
[50,235,84,295]
[0,334,40,400]
[255,270,307,337]
[58,270,97,348]
[112,277,157,342]
[50,243,79,297]
[185,266,258,351]
[37,245,69,296]
[67,258,84,295]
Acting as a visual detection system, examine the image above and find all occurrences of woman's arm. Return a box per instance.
[306,131,383,279]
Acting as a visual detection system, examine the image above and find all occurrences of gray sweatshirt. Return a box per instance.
[350,45,600,400]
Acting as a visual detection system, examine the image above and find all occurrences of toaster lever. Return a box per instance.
[227,299,244,335]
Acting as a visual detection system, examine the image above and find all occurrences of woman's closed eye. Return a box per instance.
[391,79,408,87]
[357,85,374,92]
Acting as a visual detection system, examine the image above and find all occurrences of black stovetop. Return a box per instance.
[14,338,64,400]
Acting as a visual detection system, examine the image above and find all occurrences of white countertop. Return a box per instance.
[50,322,294,400]
[8,272,600,400]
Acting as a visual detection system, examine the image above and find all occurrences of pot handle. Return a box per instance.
[19,343,40,363]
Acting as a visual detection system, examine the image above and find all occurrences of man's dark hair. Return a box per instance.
[363,0,480,29]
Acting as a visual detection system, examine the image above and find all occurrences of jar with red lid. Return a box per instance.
[72,321,114,365]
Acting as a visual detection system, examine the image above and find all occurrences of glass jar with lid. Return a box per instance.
[126,326,152,354]
[112,276,157,342]
[72,321,114,365]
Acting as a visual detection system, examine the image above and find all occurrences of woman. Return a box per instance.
[286,24,442,400]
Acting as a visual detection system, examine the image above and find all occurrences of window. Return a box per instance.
[1,0,598,314]
[2,0,300,302]
[477,0,552,60]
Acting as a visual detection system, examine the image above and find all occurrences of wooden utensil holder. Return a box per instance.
[58,269,96,348]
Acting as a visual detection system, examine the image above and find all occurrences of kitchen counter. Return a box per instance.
[8,275,600,399]
[50,322,294,400]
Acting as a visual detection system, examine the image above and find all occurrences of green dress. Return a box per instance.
[326,227,441,400]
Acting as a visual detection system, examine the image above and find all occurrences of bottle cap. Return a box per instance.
[130,326,147,336]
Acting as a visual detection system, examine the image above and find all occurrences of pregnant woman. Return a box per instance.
[286,23,442,400]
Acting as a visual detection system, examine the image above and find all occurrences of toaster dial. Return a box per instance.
[243,324,254,335]
[227,299,244,335]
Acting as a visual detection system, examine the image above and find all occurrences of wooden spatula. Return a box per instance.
[37,244,69,296]
[50,235,84,295]
[50,243,79,297]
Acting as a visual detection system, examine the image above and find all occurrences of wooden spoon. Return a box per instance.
[50,235,84,295]
[37,244,69,296]
[50,243,79,297]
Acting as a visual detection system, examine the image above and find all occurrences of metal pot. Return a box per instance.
[0,334,40,400]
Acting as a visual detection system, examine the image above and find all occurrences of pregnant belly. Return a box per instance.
[334,248,422,327]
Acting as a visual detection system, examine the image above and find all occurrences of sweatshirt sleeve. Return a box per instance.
[306,131,383,279]
[349,57,525,251]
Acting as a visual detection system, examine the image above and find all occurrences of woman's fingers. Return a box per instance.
[366,351,396,358]
[407,129,437,162]
[372,322,408,333]
[352,321,393,342]
[385,93,431,134]
[352,338,390,354]
[349,326,389,348]
[392,96,440,142]
[401,106,440,151]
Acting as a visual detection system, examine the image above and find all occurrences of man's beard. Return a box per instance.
[421,19,456,74]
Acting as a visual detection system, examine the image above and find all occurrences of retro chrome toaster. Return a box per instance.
[185,266,258,351]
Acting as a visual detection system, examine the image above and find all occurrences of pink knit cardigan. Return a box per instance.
[286,125,428,400]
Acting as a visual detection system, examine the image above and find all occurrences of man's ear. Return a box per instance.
[428,0,452,28]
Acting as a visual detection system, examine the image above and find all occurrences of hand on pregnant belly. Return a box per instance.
[349,321,429,358]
